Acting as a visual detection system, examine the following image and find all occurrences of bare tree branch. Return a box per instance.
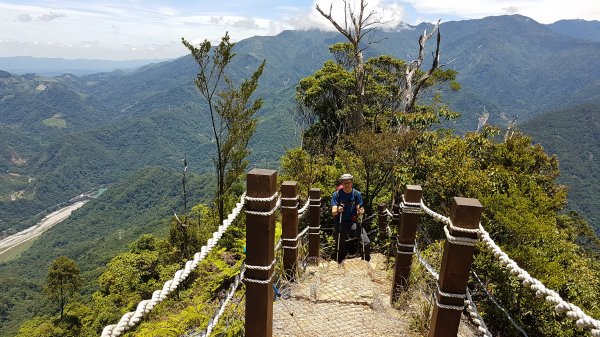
[401,20,442,113]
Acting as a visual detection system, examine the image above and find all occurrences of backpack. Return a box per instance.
[334,188,358,208]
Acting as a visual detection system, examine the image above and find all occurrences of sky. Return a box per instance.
[0,0,598,61]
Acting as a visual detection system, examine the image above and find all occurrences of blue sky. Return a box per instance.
[0,0,598,60]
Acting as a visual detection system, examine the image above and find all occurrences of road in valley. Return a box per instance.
[0,200,88,256]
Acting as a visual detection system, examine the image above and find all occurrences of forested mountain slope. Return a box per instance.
[1,14,600,337]
[0,167,212,337]
[2,15,600,233]
[522,103,600,232]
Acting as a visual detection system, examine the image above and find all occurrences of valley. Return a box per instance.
[1,14,600,337]
[0,200,87,259]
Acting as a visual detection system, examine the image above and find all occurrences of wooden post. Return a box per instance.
[308,188,321,263]
[377,203,387,241]
[281,181,298,281]
[428,197,482,337]
[391,185,422,303]
[245,169,277,337]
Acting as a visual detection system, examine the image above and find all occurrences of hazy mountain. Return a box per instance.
[1,14,600,336]
[548,19,600,42]
[522,103,600,232]
[3,15,600,235]
[0,167,212,337]
[0,56,170,76]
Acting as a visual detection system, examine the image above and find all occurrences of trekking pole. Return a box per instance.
[336,205,343,263]
[358,213,366,260]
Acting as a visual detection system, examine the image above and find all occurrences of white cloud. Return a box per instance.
[0,1,598,60]
[39,12,66,22]
[279,0,408,31]
[16,14,32,22]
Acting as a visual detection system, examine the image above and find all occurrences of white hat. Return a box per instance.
[339,173,354,181]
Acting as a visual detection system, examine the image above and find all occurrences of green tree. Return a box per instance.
[182,32,265,223]
[45,256,82,320]
[316,0,380,131]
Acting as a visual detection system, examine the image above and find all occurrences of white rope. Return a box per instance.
[308,198,321,207]
[401,195,424,214]
[437,282,466,299]
[283,243,300,250]
[275,239,283,252]
[297,198,310,217]
[281,226,310,251]
[449,221,481,235]
[242,257,276,285]
[244,258,276,271]
[414,243,493,336]
[197,269,245,337]
[280,195,299,209]
[298,196,319,218]
[101,193,246,337]
[384,208,393,217]
[243,271,273,285]
[465,290,494,337]
[418,200,480,246]
[298,225,310,238]
[245,193,278,202]
[435,297,465,311]
[397,242,415,255]
[245,195,281,216]
[479,223,600,335]
[443,225,480,247]
[419,199,451,225]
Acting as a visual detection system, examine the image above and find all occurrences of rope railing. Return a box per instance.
[194,266,245,337]
[196,192,314,337]
[479,224,600,336]
[297,197,311,217]
[414,242,492,337]
[418,199,600,337]
[101,193,247,337]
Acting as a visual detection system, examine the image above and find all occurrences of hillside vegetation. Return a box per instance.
[1,14,600,337]
[3,16,600,237]
[522,103,600,232]
[0,167,212,337]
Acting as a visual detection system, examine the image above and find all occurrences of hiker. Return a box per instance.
[331,173,371,263]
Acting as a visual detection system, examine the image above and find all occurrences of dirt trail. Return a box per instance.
[0,201,88,256]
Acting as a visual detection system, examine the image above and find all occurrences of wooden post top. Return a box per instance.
[404,185,423,203]
[378,203,386,211]
[450,197,483,229]
[247,169,277,198]
[309,188,321,198]
[281,181,298,196]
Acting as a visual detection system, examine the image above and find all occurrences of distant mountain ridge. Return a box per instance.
[0,56,169,76]
[1,15,600,337]
[548,19,600,42]
[522,103,600,232]
[2,15,600,234]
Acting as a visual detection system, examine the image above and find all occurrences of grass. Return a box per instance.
[42,117,67,128]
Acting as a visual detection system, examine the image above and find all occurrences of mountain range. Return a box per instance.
[1,14,600,336]
[2,14,600,233]
[0,56,170,77]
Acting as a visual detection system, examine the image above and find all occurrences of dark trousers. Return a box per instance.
[333,219,371,263]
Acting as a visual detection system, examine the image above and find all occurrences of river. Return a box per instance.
[0,200,89,256]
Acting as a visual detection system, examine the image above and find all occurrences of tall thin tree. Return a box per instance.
[182,33,265,223]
